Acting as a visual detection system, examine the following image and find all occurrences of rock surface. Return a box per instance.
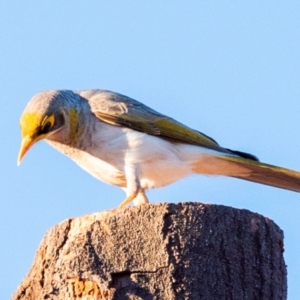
[13,202,286,300]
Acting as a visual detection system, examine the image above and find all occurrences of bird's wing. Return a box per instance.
[81,90,224,152]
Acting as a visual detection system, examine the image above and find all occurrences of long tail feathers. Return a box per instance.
[195,154,300,193]
[219,156,300,192]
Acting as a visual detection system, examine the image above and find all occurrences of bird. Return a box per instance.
[18,89,300,208]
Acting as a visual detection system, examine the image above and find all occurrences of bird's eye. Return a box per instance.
[40,115,55,134]
[41,121,52,134]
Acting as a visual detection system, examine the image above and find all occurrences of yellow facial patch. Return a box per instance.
[20,112,43,138]
[20,112,55,139]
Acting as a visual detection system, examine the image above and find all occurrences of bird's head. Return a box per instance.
[18,90,81,165]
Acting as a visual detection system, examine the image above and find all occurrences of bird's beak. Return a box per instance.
[17,135,37,166]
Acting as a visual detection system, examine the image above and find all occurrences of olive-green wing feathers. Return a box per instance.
[82,89,223,151]
[80,90,300,193]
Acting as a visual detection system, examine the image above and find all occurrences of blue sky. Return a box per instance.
[1,2,300,298]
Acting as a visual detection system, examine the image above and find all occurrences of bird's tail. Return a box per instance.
[193,154,300,193]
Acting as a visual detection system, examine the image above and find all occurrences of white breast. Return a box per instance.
[47,120,211,190]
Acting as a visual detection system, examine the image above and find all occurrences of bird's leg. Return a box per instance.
[118,164,141,208]
[133,190,149,206]
[118,190,139,208]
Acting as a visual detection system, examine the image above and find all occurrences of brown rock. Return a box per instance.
[13,202,287,300]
